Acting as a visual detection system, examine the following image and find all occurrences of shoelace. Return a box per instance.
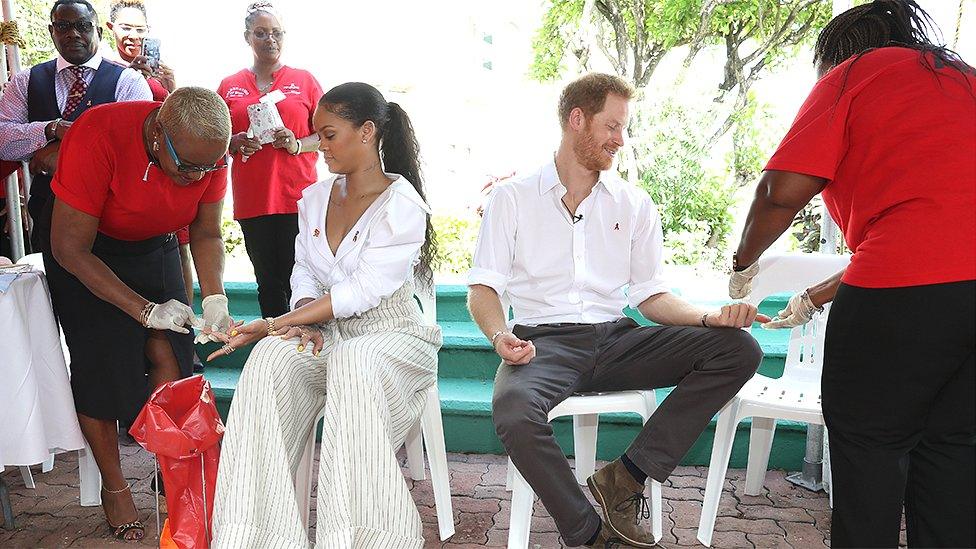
[615,490,651,523]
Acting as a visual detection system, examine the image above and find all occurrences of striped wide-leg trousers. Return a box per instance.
[212,284,441,549]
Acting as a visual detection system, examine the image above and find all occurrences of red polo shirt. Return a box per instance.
[217,66,322,220]
[766,47,976,288]
[51,101,227,241]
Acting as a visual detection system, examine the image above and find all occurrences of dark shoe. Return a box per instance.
[587,460,655,548]
[585,521,634,548]
[192,351,205,373]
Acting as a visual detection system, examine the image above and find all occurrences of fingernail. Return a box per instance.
[297,345,305,352]
[313,350,320,356]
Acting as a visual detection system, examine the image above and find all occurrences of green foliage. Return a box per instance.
[530,0,585,81]
[12,0,55,67]
[221,216,245,256]
[728,92,781,188]
[432,214,481,277]
[635,100,735,268]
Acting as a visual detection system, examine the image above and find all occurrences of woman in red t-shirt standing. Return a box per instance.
[730,1,975,547]
[47,89,236,541]
[105,0,199,325]
[217,2,323,318]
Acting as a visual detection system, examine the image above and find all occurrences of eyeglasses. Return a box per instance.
[250,29,285,41]
[51,20,95,34]
[162,128,227,174]
[115,23,149,36]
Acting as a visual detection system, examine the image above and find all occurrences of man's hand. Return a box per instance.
[494,332,536,366]
[29,142,60,176]
[760,291,821,330]
[47,119,72,141]
[704,303,770,328]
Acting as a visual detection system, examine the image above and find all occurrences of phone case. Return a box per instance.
[247,102,284,145]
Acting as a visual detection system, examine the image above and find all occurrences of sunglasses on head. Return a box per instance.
[51,20,95,34]
[161,128,227,174]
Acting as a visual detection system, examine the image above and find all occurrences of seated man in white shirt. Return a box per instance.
[467,73,768,548]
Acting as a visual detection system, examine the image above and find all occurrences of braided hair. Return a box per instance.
[814,0,972,76]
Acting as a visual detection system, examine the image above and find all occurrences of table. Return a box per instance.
[0,268,85,521]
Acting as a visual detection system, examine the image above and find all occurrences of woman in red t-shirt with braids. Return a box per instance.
[730,1,975,547]
[218,1,323,318]
[47,88,237,541]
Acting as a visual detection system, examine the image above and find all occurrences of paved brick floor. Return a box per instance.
[0,439,904,548]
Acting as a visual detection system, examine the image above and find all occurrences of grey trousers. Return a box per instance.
[492,318,762,546]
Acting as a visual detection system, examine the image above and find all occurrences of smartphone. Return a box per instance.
[142,38,161,71]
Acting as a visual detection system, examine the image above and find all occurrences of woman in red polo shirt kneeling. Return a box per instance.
[47,88,236,541]
[730,1,975,547]
[218,1,323,318]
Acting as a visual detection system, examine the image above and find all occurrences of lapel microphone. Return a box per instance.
[572,213,583,224]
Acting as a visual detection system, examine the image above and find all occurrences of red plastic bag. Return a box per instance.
[130,375,224,549]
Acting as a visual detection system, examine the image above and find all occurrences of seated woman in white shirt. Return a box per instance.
[209,82,442,549]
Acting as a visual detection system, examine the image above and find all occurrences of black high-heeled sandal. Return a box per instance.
[102,484,145,542]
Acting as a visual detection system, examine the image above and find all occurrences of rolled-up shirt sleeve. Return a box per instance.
[627,196,670,308]
[328,203,427,319]
[467,185,516,296]
[289,196,323,310]
[0,70,49,162]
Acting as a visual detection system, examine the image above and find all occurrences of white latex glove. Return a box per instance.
[761,291,822,329]
[194,294,233,344]
[728,262,761,299]
[146,299,197,334]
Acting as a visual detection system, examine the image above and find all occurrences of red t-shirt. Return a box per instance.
[51,101,227,241]
[766,47,976,288]
[217,66,322,220]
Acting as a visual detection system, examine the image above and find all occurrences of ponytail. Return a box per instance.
[319,83,438,284]
[381,102,436,284]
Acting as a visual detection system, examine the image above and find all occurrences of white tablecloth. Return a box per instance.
[0,269,85,472]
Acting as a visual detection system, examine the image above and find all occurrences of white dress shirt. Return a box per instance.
[0,53,152,161]
[468,160,670,326]
[290,175,431,318]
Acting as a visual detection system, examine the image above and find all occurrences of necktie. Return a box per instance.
[62,66,89,118]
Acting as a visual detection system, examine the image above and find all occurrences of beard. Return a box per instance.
[573,125,613,172]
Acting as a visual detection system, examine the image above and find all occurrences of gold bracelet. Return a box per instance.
[265,317,277,336]
[141,302,156,328]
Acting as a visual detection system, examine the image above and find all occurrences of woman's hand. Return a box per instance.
[230,132,262,157]
[274,324,325,355]
[156,63,176,92]
[271,127,299,154]
[206,319,267,361]
[128,54,155,79]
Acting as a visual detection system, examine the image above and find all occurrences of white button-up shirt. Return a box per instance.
[468,160,670,326]
[0,53,152,161]
[290,175,430,318]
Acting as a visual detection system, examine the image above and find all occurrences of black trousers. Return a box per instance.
[492,318,762,545]
[823,280,975,548]
[238,213,299,318]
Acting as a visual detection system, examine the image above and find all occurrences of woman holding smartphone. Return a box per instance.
[217,1,323,318]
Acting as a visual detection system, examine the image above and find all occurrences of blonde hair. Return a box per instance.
[558,73,634,130]
[158,87,231,144]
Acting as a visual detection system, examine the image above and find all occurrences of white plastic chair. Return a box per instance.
[697,252,849,546]
[506,390,663,549]
[294,288,455,541]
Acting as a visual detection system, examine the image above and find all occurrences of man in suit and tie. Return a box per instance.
[0,0,151,252]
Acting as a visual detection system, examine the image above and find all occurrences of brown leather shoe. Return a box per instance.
[584,521,633,548]
[586,460,656,548]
